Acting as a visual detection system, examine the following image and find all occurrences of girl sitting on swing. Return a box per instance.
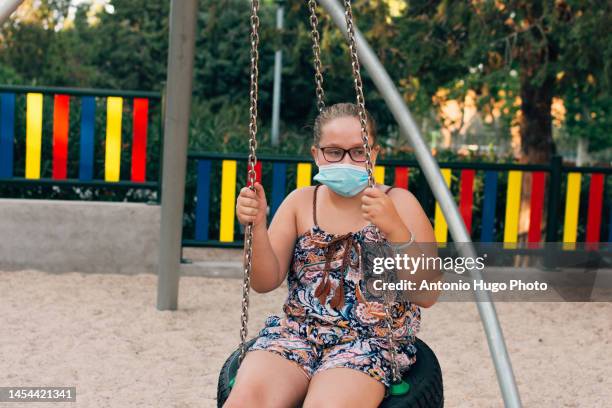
[225,102,441,408]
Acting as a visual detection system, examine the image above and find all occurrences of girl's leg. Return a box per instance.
[223,350,310,408]
[302,367,385,408]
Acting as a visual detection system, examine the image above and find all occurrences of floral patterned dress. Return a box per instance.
[248,184,421,388]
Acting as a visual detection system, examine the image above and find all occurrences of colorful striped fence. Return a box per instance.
[184,153,611,247]
[0,85,160,187]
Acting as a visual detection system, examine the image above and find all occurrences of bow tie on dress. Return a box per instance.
[314,232,368,309]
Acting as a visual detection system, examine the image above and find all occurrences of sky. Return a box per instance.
[67,0,114,25]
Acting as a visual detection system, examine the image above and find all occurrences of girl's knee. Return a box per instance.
[223,385,266,408]
[303,394,353,408]
[302,395,326,408]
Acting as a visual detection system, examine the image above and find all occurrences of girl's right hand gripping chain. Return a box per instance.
[236,182,268,228]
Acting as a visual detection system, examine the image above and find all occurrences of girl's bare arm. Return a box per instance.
[237,184,299,293]
[388,189,443,308]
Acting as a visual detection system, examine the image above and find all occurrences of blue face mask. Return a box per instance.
[313,163,369,197]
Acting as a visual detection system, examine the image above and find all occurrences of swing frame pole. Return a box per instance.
[0,0,25,24]
[317,0,523,406]
[271,0,285,146]
[157,0,198,311]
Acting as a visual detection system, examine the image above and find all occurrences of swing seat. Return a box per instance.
[217,336,443,408]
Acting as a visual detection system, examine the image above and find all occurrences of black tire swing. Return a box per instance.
[217,1,443,407]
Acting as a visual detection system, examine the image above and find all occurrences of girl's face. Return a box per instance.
[311,116,379,167]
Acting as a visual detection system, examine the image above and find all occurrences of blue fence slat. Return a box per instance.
[480,170,498,242]
[195,159,212,241]
[271,162,287,219]
[0,93,15,178]
[608,202,612,243]
[79,96,96,180]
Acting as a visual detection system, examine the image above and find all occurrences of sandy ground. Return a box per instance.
[1,269,611,408]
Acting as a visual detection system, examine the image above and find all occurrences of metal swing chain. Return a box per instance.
[239,0,260,365]
[342,0,400,384]
[341,0,374,189]
[308,0,326,112]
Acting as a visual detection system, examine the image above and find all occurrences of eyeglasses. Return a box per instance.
[318,145,367,162]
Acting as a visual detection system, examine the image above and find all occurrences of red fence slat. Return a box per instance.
[394,166,409,189]
[131,98,149,182]
[586,173,605,243]
[528,171,546,244]
[246,161,262,188]
[459,169,475,234]
[52,94,70,179]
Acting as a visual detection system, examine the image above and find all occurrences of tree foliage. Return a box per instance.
[0,0,610,162]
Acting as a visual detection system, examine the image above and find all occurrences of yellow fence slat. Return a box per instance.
[25,93,43,179]
[104,96,123,182]
[503,170,522,247]
[434,168,452,243]
[374,165,385,185]
[563,172,582,245]
[296,163,312,188]
[219,160,237,242]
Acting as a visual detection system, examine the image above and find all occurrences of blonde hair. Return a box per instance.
[313,102,377,146]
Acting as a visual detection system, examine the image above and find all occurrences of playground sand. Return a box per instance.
[1,269,610,408]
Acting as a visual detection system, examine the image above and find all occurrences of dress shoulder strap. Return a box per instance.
[385,185,396,195]
[313,184,322,227]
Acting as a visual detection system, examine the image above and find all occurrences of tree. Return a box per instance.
[390,0,611,164]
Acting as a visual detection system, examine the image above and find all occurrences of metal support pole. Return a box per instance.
[157,0,198,311]
[271,0,285,146]
[0,0,25,24]
[317,1,522,406]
